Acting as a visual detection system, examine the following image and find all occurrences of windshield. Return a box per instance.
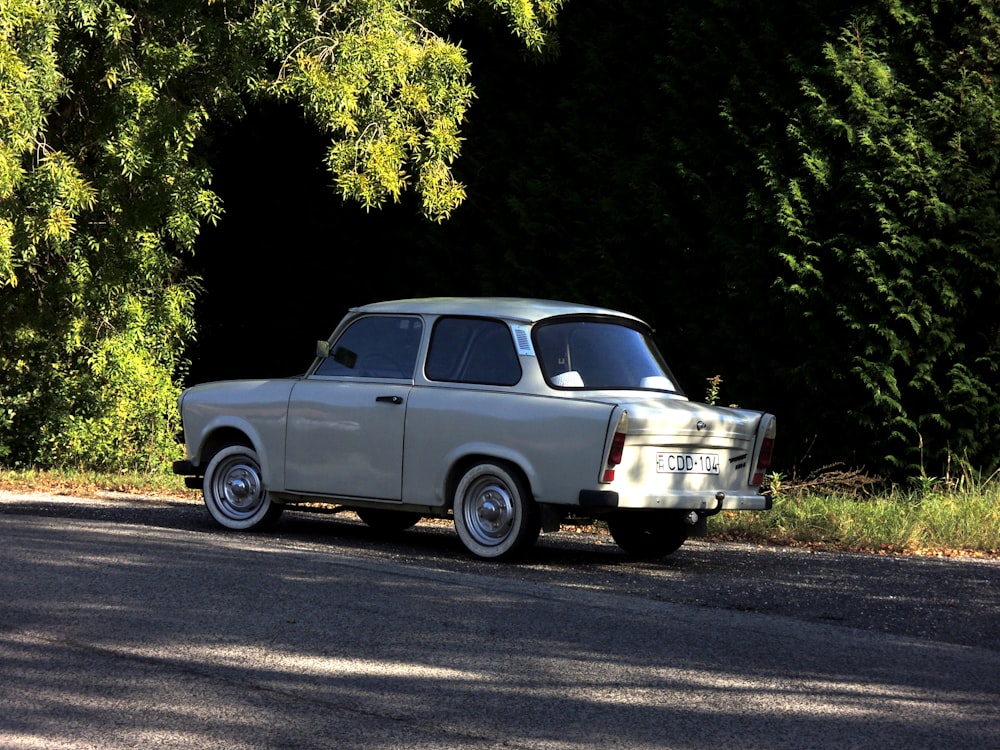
[533,318,680,392]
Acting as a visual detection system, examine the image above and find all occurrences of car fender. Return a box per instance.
[401,387,615,508]
[192,415,280,483]
[180,379,295,490]
[439,441,543,506]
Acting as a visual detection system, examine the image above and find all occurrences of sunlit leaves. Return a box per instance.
[0,0,62,285]
[0,0,564,468]
[0,0,225,468]
[472,0,564,50]
[252,1,475,220]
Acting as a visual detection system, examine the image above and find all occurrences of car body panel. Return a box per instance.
[179,379,296,490]
[285,379,411,500]
[611,399,771,511]
[346,297,645,326]
[399,385,616,507]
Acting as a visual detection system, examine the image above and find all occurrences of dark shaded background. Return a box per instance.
[189,2,730,386]
[185,0,915,475]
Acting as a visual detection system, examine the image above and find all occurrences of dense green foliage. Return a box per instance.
[762,1,1000,472]
[0,0,560,469]
[674,0,1000,473]
[3,0,1000,478]
[1,0,215,469]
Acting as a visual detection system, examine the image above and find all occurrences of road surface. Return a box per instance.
[1,491,997,749]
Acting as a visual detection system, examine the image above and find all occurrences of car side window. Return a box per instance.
[426,317,522,386]
[315,315,422,379]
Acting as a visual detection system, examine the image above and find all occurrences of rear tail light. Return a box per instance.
[751,417,776,485]
[602,412,628,483]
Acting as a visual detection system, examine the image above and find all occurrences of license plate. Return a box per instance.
[656,452,720,474]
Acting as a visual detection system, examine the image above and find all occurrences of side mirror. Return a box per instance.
[315,340,331,358]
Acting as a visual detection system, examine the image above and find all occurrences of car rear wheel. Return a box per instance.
[607,510,689,559]
[453,461,540,560]
[356,508,422,532]
[203,445,284,530]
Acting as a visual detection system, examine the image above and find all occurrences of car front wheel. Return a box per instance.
[453,461,540,560]
[607,510,689,559]
[203,445,283,530]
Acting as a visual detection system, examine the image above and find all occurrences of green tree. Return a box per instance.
[0,0,562,469]
[760,0,1000,473]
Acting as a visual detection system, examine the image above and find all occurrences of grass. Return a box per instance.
[0,467,192,499]
[1,467,997,558]
[709,472,1000,558]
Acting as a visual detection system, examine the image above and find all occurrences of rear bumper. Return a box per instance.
[575,488,771,511]
[615,489,772,511]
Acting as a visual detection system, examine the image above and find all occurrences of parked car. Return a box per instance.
[173,297,775,560]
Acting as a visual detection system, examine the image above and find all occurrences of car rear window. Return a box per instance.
[426,317,522,386]
[534,318,679,392]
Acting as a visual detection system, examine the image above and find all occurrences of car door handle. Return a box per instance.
[375,395,404,405]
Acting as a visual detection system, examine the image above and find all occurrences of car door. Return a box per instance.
[284,315,423,500]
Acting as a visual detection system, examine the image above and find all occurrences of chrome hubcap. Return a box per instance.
[216,460,264,520]
[464,479,515,546]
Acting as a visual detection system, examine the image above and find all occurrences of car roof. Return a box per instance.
[351,297,646,326]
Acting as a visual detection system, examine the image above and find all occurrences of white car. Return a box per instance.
[173,298,776,560]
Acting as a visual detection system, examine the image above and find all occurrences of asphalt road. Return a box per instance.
[1,491,998,749]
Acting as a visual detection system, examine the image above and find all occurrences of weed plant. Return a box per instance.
[0,467,191,499]
[710,470,1000,557]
